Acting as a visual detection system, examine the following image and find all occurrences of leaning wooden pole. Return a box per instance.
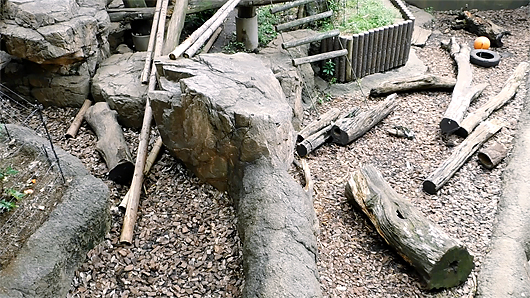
[423,119,504,194]
[440,37,473,133]
[65,99,92,139]
[162,0,188,55]
[456,62,529,137]
[169,0,240,59]
[346,164,474,289]
[140,0,163,83]
[120,0,169,245]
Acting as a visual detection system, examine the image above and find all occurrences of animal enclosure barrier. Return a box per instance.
[0,84,65,269]
[321,0,415,82]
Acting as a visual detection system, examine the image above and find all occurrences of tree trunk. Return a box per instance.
[332,93,399,145]
[440,37,473,134]
[454,11,510,47]
[369,74,456,97]
[296,124,332,157]
[345,164,474,290]
[423,119,504,194]
[162,0,188,55]
[85,102,134,184]
[297,108,341,142]
[456,62,529,137]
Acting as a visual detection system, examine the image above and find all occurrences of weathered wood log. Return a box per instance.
[107,8,155,22]
[440,37,473,134]
[169,0,240,59]
[276,10,333,32]
[270,0,313,13]
[423,119,504,194]
[345,164,474,290]
[454,11,510,47]
[297,107,341,142]
[296,124,332,157]
[332,93,399,145]
[478,141,507,169]
[441,83,488,132]
[456,62,529,137]
[85,102,134,184]
[65,99,92,139]
[293,49,348,66]
[282,29,340,50]
[370,74,457,97]
[162,0,188,55]
[119,136,164,210]
[188,0,293,14]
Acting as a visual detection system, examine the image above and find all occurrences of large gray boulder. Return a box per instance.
[0,0,110,107]
[0,124,110,298]
[91,52,149,128]
[151,53,322,297]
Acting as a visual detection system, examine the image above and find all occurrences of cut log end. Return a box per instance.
[440,118,460,134]
[296,143,309,157]
[422,180,437,194]
[108,160,135,184]
[427,246,474,289]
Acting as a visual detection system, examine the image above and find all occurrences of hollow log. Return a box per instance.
[345,164,474,290]
[456,62,529,137]
[370,74,457,97]
[440,37,473,134]
[162,0,188,55]
[65,99,92,139]
[454,11,510,47]
[85,102,134,184]
[296,124,332,157]
[423,119,504,194]
[297,107,341,142]
[332,93,399,145]
[478,141,507,169]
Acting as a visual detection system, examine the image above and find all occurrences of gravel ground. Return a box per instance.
[37,5,528,298]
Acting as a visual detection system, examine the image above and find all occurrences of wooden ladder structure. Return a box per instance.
[271,0,347,66]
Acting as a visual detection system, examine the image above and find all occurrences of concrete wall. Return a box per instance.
[405,0,529,10]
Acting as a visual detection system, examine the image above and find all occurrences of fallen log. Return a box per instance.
[454,11,510,47]
[440,37,473,134]
[423,118,504,194]
[331,93,399,145]
[345,164,474,290]
[297,107,341,142]
[296,124,332,157]
[85,102,134,184]
[162,0,188,55]
[65,99,92,139]
[477,141,507,169]
[369,74,456,97]
[456,62,529,137]
[441,83,488,133]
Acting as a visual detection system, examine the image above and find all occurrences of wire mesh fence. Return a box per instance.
[0,83,66,269]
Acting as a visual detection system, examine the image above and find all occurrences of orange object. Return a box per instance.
[474,36,491,50]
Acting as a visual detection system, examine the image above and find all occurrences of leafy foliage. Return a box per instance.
[257,7,279,46]
[328,0,401,34]
[322,59,336,77]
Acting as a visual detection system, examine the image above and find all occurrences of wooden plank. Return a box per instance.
[282,29,340,49]
[292,49,347,66]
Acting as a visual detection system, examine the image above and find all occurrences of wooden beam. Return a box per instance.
[297,107,341,142]
[423,119,504,194]
[282,29,340,49]
[140,0,163,83]
[369,74,457,97]
[293,49,347,66]
[270,0,314,14]
[163,0,188,56]
[276,10,333,32]
[346,164,474,290]
[187,0,295,14]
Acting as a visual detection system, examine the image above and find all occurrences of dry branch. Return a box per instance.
[346,164,474,289]
[332,93,399,145]
[65,99,92,139]
[85,102,134,184]
[440,37,473,134]
[423,119,504,194]
[369,74,456,97]
[456,62,529,137]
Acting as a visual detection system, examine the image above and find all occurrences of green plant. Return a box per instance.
[322,60,336,77]
[334,0,401,34]
[0,166,22,213]
[424,6,434,14]
[0,199,16,212]
[258,7,279,46]
[222,41,247,54]
[6,189,25,201]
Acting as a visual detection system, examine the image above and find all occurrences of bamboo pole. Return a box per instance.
[200,26,224,54]
[120,0,169,245]
[140,0,163,83]
[169,0,241,59]
[65,99,92,139]
[162,0,188,55]
[119,136,164,210]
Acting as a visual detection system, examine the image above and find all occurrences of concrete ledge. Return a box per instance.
[0,125,110,298]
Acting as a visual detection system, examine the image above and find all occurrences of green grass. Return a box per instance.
[330,0,402,34]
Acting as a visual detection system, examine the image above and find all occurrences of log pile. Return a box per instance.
[346,164,474,289]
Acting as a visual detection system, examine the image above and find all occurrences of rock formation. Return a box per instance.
[151,52,322,297]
